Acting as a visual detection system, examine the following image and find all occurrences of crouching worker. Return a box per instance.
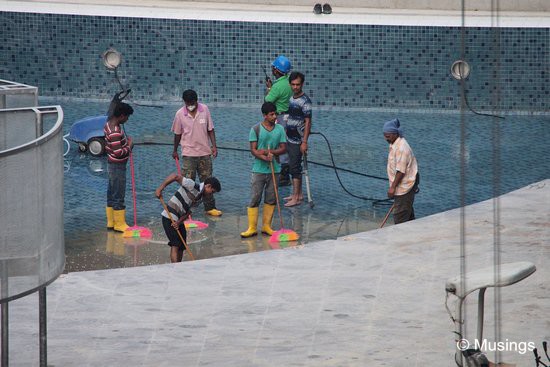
[241,102,287,238]
[155,175,221,262]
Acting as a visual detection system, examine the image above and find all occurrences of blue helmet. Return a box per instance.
[271,55,292,74]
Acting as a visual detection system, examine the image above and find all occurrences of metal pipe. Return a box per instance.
[477,288,486,343]
[1,302,8,367]
[303,153,314,208]
[455,298,464,366]
[37,112,43,137]
[1,261,8,367]
[39,288,47,367]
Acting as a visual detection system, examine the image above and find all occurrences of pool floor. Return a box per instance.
[55,98,549,272]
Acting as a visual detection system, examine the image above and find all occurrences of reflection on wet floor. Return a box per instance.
[64,197,386,272]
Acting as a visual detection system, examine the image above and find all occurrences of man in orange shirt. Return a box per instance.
[383,118,419,224]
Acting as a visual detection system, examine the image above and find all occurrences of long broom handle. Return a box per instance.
[269,158,285,229]
[129,150,138,227]
[379,203,395,228]
[159,196,196,261]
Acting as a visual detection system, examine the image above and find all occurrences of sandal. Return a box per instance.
[313,3,322,14]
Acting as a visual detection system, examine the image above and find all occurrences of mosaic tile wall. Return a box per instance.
[0,11,548,111]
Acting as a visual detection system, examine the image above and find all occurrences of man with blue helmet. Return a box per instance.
[265,55,292,113]
[265,55,293,186]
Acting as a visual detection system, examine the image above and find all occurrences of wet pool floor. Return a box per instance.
[54,98,549,272]
[64,144,391,272]
[65,203,386,272]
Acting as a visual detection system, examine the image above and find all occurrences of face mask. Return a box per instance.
[187,104,197,112]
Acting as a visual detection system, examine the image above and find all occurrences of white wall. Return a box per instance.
[164,0,549,12]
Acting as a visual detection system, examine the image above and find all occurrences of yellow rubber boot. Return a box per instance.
[261,204,276,236]
[240,207,259,238]
[113,209,129,232]
[106,206,114,230]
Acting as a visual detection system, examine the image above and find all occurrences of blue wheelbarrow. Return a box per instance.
[68,114,108,156]
[66,89,130,157]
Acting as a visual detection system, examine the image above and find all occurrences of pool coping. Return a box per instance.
[1,0,550,27]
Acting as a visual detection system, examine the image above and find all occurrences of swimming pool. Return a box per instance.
[55,97,549,272]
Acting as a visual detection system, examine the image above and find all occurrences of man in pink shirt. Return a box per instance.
[171,89,221,216]
[383,118,419,224]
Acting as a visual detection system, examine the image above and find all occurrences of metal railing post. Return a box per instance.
[1,302,7,367]
[39,288,47,367]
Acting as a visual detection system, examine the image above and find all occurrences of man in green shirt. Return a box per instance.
[240,102,287,238]
[265,55,293,186]
[265,55,293,113]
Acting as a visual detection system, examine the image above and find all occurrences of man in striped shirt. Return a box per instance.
[155,174,221,262]
[104,102,134,232]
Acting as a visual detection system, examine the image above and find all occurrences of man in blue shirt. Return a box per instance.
[284,72,312,207]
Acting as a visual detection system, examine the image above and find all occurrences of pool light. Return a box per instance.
[451,60,471,80]
[102,48,122,70]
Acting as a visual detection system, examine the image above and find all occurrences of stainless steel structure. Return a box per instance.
[0,105,65,366]
[0,80,38,109]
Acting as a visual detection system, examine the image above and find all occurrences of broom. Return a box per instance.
[268,156,300,243]
[174,156,208,231]
[123,150,153,238]
[379,203,395,228]
[158,196,195,261]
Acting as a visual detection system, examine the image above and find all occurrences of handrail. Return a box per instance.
[0,106,64,157]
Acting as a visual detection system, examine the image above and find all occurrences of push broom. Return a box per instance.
[123,150,153,238]
[158,196,196,261]
[378,203,395,228]
[269,157,300,244]
[174,156,208,230]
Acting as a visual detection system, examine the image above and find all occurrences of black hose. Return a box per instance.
[463,91,505,120]
[309,131,392,206]
[134,133,393,206]
[113,68,163,109]
[458,65,505,120]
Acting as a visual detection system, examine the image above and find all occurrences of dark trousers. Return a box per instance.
[393,188,416,224]
[162,216,187,251]
[287,142,303,179]
[107,162,127,210]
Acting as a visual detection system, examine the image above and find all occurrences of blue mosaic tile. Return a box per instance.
[0,12,548,112]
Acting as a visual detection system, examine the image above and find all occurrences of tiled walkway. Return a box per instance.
[8,180,549,366]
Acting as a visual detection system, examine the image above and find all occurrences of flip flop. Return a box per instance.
[313,3,322,14]
[284,200,302,207]
[284,196,303,202]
